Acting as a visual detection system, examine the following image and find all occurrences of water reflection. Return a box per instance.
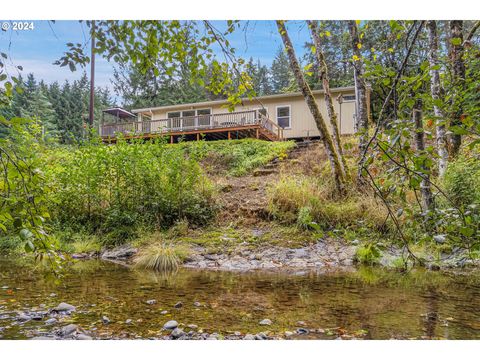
[1,258,480,339]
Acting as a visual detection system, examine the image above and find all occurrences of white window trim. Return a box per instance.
[167,108,212,118]
[342,95,356,103]
[275,105,291,130]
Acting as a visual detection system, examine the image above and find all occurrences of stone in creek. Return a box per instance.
[49,293,57,297]
[146,299,156,305]
[59,324,78,337]
[296,328,309,335]
[163,320,178,330]
[259,318,272,326]
[53,302,76,313]
[102,316,111,324]
[187,324,198,329]
[160,310,169,315]
[296,321,307,326]
[243,334,255,340]
[193,301,201,307]
[125,319,132,324]
[171,327,185,339]
[255,332,268,340]
[45,318,57,326]
[76,333,92,340]
[101,245,137,259]
[174,301,183,308]
[285,331,294,337]
[234,331,242,336]
[16,313,31,322]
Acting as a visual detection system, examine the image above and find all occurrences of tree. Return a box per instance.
[276,20,346,195]
[271,47,296,93]
[348,21,370,184]
[308,20,348,178]
[426,20,448,177]
[449,20,465,157]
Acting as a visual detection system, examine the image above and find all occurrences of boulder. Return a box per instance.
[53,302,76,313]
[102,246,137,259]
[163,320,178,330]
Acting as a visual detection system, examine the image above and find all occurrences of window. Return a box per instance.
[197,109,211,116]
[343,95,356,102]
[276,105,291,129]
[167,111,181,118]
[182,110,196,118]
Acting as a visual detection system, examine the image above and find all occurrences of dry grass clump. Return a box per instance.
[267,175,388,231]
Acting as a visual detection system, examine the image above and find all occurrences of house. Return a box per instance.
[100,85,369,143]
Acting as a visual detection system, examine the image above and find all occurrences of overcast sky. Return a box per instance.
[0,20,312,102]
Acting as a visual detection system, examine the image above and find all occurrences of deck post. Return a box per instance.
[196,133,200,141]
[170,135,173,144]
[256,128,259,139]
[228,131,231,140]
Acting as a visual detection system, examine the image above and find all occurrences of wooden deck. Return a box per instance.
[100,110,284,143]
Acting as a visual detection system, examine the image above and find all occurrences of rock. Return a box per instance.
[76,333,92,340]
[102,316,110,324]
[284,331,294,337]
[49,293,57,297]
[187,324,198,329]
[160,310,168,315]
[433,234,447,244]
[243,334,255,340]
[207,334,219,340]
[102,245,137,259]
[125,319,132,324]
[296,328,309,335]
[174,301,183,308]
[45,318,57,326]
[259,318,272,326]
[234,331,242,336]
[255,332,268,340]
[296,321,307,326]
[251,229,264,238]
[59,324,78,337]
[171,327,185,339]
[193,301,201,307]
[163,320,178,330]
[53,302,76,313]
[146,299,156,305]
[204,254,218,261]
[32,336,56,340]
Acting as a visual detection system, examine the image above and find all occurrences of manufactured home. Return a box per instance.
[100,86,369,143]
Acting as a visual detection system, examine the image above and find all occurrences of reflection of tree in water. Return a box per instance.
[422,286,439,338]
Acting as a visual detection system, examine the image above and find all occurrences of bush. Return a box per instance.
[354,243,382,265]
[443,152,480,207]
[44,137,216,244]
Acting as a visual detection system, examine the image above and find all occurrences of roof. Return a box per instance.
[132,86,356,114]
[103,107,136,118]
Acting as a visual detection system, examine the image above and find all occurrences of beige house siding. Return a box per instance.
[133,87,364,139]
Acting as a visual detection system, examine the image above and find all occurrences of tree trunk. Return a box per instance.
[413,99,434,211]
[307,20,348,179]
[427,20,448,177]
[348,21,369,185]
[449,20,465,157]
[276,20,346,195]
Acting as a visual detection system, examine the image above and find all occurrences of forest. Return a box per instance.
[1,19,480,340]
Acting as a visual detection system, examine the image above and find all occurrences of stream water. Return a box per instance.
[1,257,480,340]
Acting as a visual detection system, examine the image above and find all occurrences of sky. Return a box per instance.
[0,20,312,103]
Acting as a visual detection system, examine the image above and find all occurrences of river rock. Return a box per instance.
[255,332,268,340]
[102,246,137,259]
[125,319,132,324]
[59,324,78,337]
[193,301,201,307]
[174,301,183,308]
[53,302,76,313]
[187,324,198,329]
[296,328,309,335]
[76,333,92,340]
[171,327,185,339]
[285,331,294,337]
[45,318,57,326]
[243,334,255,340]
[146,299,156,305]
[160,310,169,315]
[163,320,178,330]
[102,316,110,324]
[259,318,272,326]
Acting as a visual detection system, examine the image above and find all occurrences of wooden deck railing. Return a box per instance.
[101,110,284,140]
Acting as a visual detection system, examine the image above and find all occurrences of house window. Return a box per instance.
[167,111,181,119]
[197,109,211,116]
[343,95,356,102]
[276,106,291,129]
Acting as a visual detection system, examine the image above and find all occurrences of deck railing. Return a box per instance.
[100,109,283,140]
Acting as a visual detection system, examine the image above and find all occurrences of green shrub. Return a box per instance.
[443,153,480,207]
[133,242,190,272]
[354,243,382,265]
[44,137,217,242]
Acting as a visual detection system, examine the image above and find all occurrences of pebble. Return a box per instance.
[171,327,185,339]
[53,302,76,313]
[60,324,77,337]
[163,320,179,330]
[76,334,92,340]
[259,318,272,326]
[160,310,168,315]
[102,316,111,324]
[146,299,156,305]
[296,321,307,326]
[255,332,268,340]
[243,334,255,340]
[285,331,294,337]
[45,318,57,326]
[125,319,132,324]
[174,301,183,308]
[193,301,201,307]
[296,328,309,335]
[187,324,198,329]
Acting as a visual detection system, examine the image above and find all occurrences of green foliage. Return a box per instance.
[133,238,191,272]
[181,139,294,176]
[44,137,217,246]
[443,151,480,207]
[355,243,382,265]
